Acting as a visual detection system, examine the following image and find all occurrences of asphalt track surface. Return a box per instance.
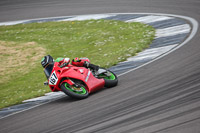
[0,0,200,133]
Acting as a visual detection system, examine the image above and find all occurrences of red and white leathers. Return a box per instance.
[59,57,99,71]
[58,57,90,67]
[71,57,90,67]
[58,58,70,66]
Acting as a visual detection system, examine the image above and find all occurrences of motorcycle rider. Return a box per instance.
[41,55,99,71]
[72,57,99,71]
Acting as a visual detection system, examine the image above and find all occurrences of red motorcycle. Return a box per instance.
[41,55,118,99]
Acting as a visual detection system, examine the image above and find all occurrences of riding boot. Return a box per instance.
[83,61,99,71]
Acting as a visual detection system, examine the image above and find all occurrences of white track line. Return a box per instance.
[59,14,115,21]
[124,44,178,62]
[23,92,65,103]
[126,15,174,23]
[155,24,191,38]
[0,20,26,26]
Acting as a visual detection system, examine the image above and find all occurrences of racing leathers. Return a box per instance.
[59,57,99,71]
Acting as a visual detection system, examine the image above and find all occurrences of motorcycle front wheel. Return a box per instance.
[61,82,89,99]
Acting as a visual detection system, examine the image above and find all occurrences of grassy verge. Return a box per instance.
[0,19,155,109]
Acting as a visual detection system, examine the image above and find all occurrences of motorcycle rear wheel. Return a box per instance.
[98,69,118,88]
[61,82,89,99]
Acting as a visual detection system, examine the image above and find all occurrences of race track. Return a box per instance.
[0,0,200,133]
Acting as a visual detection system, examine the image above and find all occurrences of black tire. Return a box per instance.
[60,82,89,99]
[98,69,118,88]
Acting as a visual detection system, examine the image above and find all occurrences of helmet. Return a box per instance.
[41,55,54,68]
[73,57,81,62]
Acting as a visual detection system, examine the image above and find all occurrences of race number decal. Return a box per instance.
[49,71,58,85]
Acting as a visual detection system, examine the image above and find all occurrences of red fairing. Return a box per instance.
[48,62,105,93]
[59,66,104,93]
[85,72,105,93]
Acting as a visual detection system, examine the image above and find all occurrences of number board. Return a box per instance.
[49,71,58,85]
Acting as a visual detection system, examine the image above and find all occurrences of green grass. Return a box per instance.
[0,19,155,109]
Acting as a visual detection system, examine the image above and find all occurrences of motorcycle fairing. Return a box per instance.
[48,62,105,93]
[60,66,105,93]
